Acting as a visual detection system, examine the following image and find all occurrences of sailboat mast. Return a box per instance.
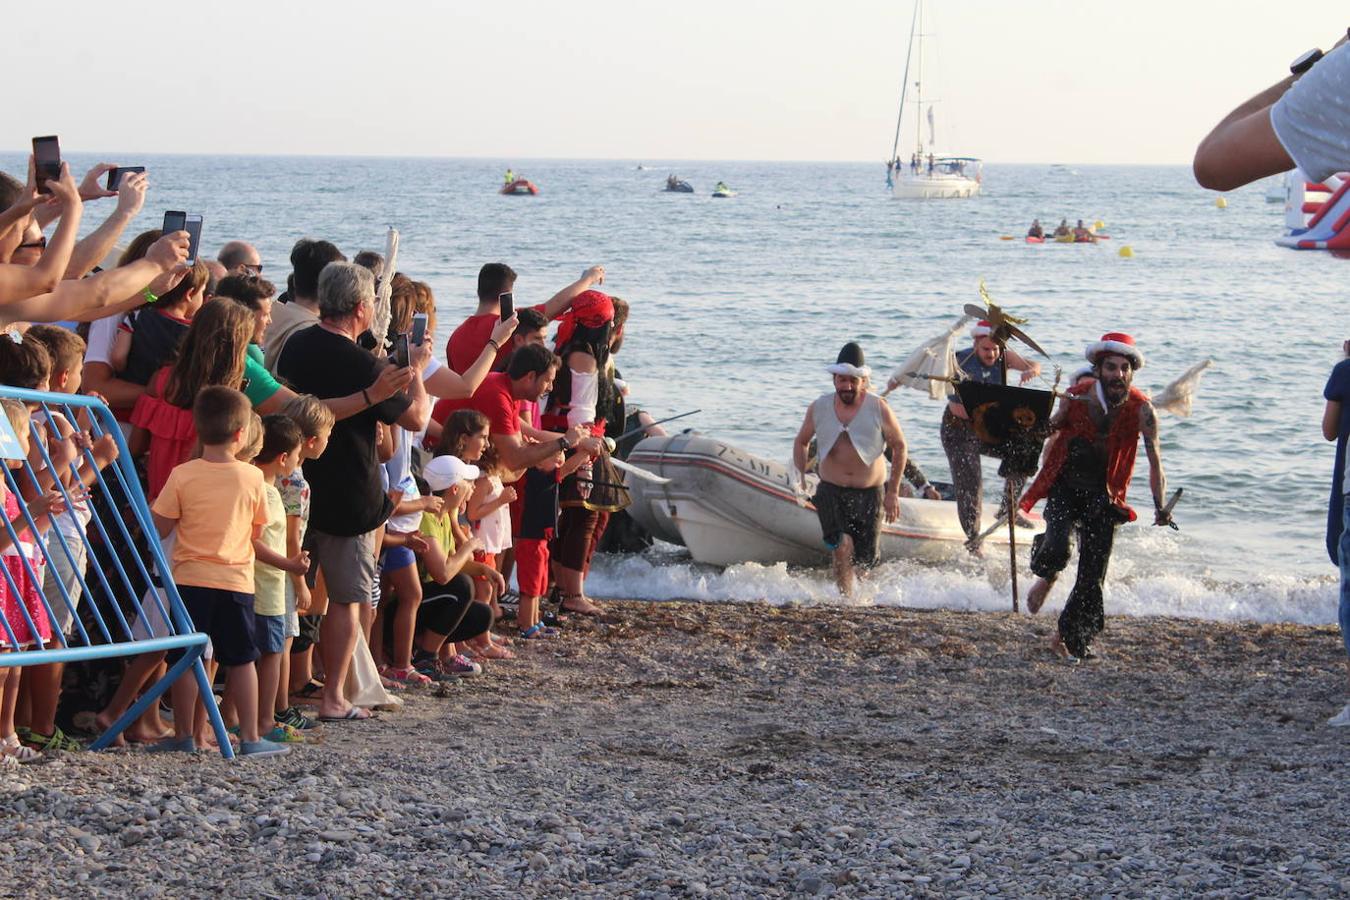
[914,0,924,157]
[889,0,921,165]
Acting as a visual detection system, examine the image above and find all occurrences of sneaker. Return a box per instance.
[21,726,83,753]
[413,654,458,684]
[442,654,483,678]
[239,738,292,759]
[1328,703,1350,727]
[261,724,305,744]
[276,706,320,731]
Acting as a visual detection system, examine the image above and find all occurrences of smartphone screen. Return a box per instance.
[499,291,514,321]
[184,215,203,263]
[106,166,145,191]
[32,136,60,194]
[162,210,187,236]
[411,313,428,346]
[394,333,411,369]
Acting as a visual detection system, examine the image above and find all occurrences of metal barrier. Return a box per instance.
[0,386,232,758]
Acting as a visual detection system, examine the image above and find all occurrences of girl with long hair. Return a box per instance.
[129,299,255,499]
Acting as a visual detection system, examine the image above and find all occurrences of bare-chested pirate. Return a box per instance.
[794,342,908,595]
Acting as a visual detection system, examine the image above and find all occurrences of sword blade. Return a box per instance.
[613,409,701,444]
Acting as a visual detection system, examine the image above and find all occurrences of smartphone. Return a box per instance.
[162,210,187,236]
[106,166,145,191]
[411,312,428,346]
[184,215,203,264]
[394,333,411,369]
[32,136,60,194]
[498,291,514,321]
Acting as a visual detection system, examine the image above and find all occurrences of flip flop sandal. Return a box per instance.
[318,707,377,723]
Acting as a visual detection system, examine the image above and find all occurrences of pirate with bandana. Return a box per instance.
[793,342,910,596]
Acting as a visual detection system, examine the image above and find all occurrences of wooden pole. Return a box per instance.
[997,340,1020,612]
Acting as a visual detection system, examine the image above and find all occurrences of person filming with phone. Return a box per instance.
[445,262,607,374]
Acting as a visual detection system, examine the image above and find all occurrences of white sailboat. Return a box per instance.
[886,0,982,200]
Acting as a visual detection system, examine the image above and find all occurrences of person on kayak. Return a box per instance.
[1020,333,1172,661]
[941,320,1041,553]
[1053,219,1071,238]
[1027,219,1044,239]
[793,342,909,596]
[1072,219,1097,243]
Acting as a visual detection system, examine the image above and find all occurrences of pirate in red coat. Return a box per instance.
[1019,333,1173,660]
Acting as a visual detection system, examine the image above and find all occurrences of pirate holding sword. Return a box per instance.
[1020,332,1176,662]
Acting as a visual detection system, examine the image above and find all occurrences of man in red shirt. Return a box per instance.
[440,343,603,470]
[445,263,606,373]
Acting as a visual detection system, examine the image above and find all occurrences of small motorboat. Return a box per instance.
[664,179,695,193]
[711,182,736,198]
[625,432,1041,567]
[501,179,539,196]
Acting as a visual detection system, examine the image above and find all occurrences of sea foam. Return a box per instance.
[586,547,1338,626]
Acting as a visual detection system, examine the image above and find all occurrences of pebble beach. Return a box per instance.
[4,600,1347,897]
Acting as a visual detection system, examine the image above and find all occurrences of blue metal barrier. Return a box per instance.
[0,386,232,758]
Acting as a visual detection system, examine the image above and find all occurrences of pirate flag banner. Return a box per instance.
[953,381,1055,477]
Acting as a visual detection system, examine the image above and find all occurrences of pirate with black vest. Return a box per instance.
[793,342,909,596]
[1019,332,1172,661]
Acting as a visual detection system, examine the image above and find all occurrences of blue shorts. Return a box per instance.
[253,613,286,655]
[379,545,417,574]
[177,585,258,666]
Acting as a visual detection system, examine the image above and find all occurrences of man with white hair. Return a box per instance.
[793,342,909,596]
[277,261,430,721]
[1020,333,1172,661]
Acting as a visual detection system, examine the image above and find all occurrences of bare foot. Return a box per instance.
[561,595,602,616]
[93,711,127,746]
[1047,632,1076,661]
[1026,577,1054,614]
[478,642,515,660]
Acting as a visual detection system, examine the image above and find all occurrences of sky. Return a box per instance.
[6,0,1346,164]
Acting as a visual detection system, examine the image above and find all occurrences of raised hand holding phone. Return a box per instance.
[78,163,118,200]
[105,166,146,192]
[498,290,514,321]
[112,171,148,219]
[411,312,428,346]
[43,164,81,212]
[489,312,518,347]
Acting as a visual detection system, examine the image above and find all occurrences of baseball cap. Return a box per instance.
[424,454,481,492]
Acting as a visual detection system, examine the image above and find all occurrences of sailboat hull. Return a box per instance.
[892,174,981,199]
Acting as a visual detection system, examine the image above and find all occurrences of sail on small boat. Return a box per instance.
[885,0,982,200]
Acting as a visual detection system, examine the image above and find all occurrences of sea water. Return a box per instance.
[5,153,1341,624]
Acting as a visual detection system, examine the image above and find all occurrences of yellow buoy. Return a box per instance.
[1118,245,1134,258]
[1215,196,1228,209]
[1093,220,1105,231]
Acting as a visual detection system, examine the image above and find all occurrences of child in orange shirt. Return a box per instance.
[150,387,288,759]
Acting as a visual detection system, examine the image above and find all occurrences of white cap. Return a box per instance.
[424,455,480,492]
